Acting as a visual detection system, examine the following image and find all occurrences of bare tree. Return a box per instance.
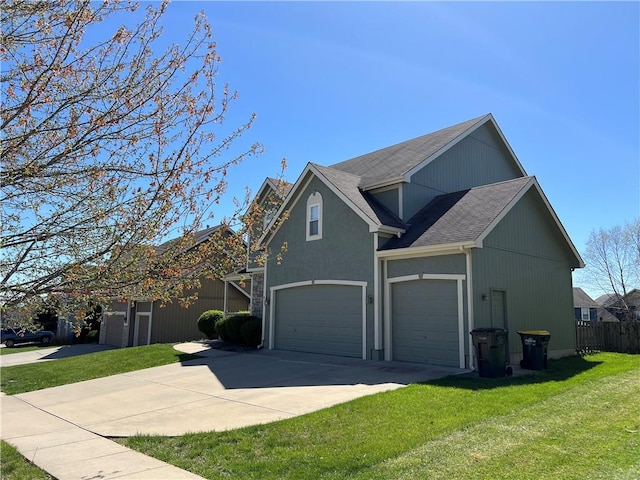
[582,219,640,320]
[1,0,265,318]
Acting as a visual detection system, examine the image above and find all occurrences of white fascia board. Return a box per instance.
[360,176,405,191]
[474,177,535,247]
[530,179,586,268]
[310,164,381,230]
[376,242,476,260]
[402,114,527,183]
[229,281,251,299]
[257,167,315,247]
[377,225,406,236]
[474,177,585,268]
[259,163,385,246]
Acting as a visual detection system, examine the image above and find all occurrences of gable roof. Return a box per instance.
[156,224,230,255]
[380,177,532,251]
[330,113,526,189]
[573,287,599,308]
[378,176,584,268]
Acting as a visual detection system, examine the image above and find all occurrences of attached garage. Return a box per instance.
[271,281,366,358]
[388,276,464,367]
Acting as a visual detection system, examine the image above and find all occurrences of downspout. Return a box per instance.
[373,233,381,353]
[258,261,268,349]
[462,246,475,370]
[223,280,228,318]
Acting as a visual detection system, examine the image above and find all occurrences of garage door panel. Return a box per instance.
[275,284,362,358]
[392,279,459,366]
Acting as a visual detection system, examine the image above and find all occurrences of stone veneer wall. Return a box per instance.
[250,272,264,317]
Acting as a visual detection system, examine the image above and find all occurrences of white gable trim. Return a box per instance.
[401,114,527,185]
[474,177,585,267]
[259,163,402,246]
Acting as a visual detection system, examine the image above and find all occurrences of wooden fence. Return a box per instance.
[576,321,640,354]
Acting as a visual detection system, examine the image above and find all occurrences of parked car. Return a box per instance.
[0,327,55,348]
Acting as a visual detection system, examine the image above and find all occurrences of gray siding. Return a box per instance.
[403,123,524,220]
[387,254,466,278]
[266,174,375,357]
[472,189,576,357]
[370,187,400,218]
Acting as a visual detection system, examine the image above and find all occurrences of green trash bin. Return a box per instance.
[471,328,509,378]
[518,330,551,370]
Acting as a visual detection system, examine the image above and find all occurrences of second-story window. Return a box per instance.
[306,192,323,241]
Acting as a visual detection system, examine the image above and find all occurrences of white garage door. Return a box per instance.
[392,279,460,366]
[274,283,363,358]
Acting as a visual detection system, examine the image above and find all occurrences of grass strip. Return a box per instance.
[0,440,52,480]
[122,353,640,479]
[0,344,200,395]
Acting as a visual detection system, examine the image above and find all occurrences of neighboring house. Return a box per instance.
[100,225,250,348]
[602,289,640,322]
[251,114,584,368]
[573,287,598,322]
[245,177,292,318]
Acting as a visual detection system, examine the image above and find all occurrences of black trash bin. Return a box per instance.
[518,330,551,370]
[470,328,509,378]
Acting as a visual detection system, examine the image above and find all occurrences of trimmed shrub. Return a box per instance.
[240,316,262,347]
[215,317,229,342]
[224,314,249,344]
[197,310,224,340]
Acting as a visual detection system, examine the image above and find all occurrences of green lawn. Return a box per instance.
[121,353,640,480]
[0,344,201,394]
[0,440,52,480]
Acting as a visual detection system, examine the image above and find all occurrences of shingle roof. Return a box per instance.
[330,114,489,187]
[573,287,599,307]
[312,164,406,230]
[156,225,226,254]
[380,177,532,250]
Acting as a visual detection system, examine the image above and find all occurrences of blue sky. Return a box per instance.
[145,2,638,295]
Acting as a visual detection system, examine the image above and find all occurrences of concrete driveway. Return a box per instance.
[7,343,464,437]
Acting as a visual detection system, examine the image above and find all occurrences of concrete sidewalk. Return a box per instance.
[0,343,115,367]
[1,393,205,479]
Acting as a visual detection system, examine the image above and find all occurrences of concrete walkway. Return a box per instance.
[0,343,115,367]
[1,342,465,479]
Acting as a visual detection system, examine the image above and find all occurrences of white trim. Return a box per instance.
[464,248,475,370]
[261,263,268,345]
[258,173,314,246]
[472,177,584,267]
[223,281,228,317]
[457,278,465,369]
[376,243,476,260]
[306,192,323,241]
[373,234,381,351]
[229,281,251,300]
[269,279,368,359]
[384,273,466,368]
[398,184,404,220]
[259,164,406,247]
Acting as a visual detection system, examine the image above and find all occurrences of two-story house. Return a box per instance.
[250,114,583,368]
